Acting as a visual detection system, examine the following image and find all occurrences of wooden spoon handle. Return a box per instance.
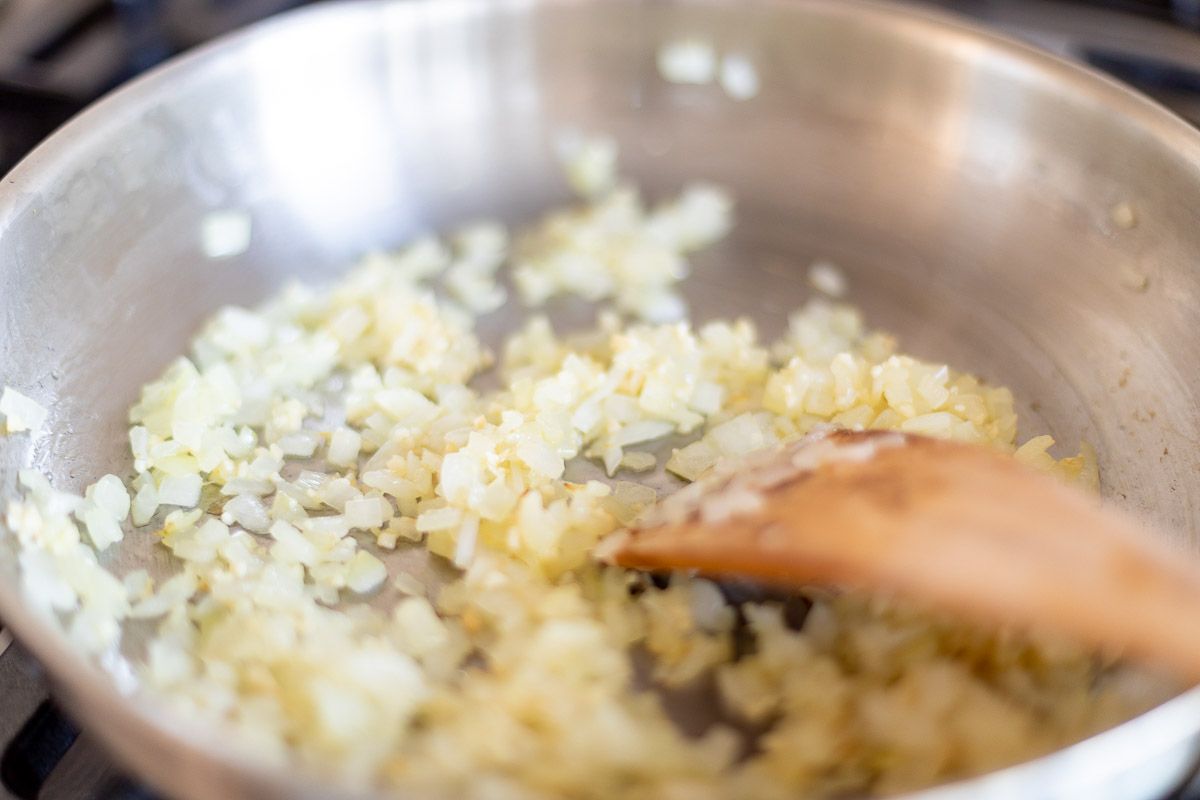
[600,431,1200,681]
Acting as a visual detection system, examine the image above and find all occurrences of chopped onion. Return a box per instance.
[393,596,449,657]
[416,507,462,533]
[268,520,319,566]
[83,507,123,551]
[157,474,202,508]
[709,414,767,459]
[222,494,271,534]
[345,496,389,530]
[657,40,717,85]
[328,427,362,467]
[393,572,425,596]
[1,142,1104,798]
[666,438,720,481]
[808,260,847,298]
[346,550,387,594]
[131,482,159,527]
[86,475,130,521]
[452,516,479,569]
[1,386,48,434]
[719,54,760,100]
[201,209,252,259]
[278,431,320,458]
[611,420,675,448]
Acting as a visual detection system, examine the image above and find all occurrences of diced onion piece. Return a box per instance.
[222,494,271,534]
[666,438,720,481]
[1111,201,1137,230]
[454,222,507,264]
[201,209,252,259]
[131,482,159,527]
[605,481,658,525]
[345,496,389,530]
[1,387,48,434]
[83,507,124,551]
[709,413,767,459]
[122,569,153,601]
[393,572,425,596]
[719,53,760,100]
[603,445,624,477]
[386,517,421,542]
[808,261,847,298]
[129,572,197,619]
[87,475,131,521]
[516,441,565,479]
[278,432,320,458]
[416,507,462,533]
[393,596,449,657]
[220,477,274,497]
[657,40,717,85]
[317,477,361,511]
[611,420,675,448]
[157,474,202,508]
[689,579,731,632]
[328,427,362,467]
[452,516,479,569]
[620,451,657,472]
[269,520,319,566]
[556,132,618,198]
[691,382,724,415]
[346,550,387,594]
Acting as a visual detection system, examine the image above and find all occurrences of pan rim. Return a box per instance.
[1,1,1198,798]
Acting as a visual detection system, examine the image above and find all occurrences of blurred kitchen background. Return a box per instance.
[0,0,1198,798]
[0,0,1198,177]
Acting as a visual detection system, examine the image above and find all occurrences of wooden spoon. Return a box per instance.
[595,428,1200,681]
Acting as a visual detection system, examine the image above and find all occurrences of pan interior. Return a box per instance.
[1,1,1199,798]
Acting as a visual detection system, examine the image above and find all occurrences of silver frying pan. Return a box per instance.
[2,1,1200,798]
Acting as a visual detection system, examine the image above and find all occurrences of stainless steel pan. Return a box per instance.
[3,1,1200,798]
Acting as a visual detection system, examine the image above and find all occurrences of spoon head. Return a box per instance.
[599,429,1200,681]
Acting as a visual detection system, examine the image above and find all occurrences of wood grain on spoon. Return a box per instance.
[596,429,1200,682]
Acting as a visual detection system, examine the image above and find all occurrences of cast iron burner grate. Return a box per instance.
[0,634,156,800]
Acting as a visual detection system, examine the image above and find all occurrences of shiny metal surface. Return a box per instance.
[2,1,1200,798]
